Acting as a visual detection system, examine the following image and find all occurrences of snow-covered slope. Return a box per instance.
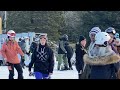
[0,61,78,79]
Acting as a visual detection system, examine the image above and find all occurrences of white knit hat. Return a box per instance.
[89,27,101,37]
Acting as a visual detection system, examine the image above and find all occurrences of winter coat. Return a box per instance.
[18,40,26,53]
[75,44,87,73]
[29,44,54,74]
[1,40,24,64]
[88,42,96,58]
[81,42,95,79]
[84,45,120,79]
[58,39,67,54]
[65,43,74,59]
[30,42,38,53]
[110,42,120,79]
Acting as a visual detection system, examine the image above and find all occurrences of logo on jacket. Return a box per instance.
[37,47,48,62]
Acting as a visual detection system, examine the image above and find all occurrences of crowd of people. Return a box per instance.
[0,26,120,79]
[78,27,120,79]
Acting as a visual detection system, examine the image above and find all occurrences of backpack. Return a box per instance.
[65,45,74,58]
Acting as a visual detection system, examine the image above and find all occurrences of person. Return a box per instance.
[88,27,102,57]
[114,33,119,39]
[83,27,101,79]
[29,37,39,67]
[28,34,54,79]
[30,37,39,53]
[114,35,120,79]
[75,35,87,79]
[0,50,3,66]
[18,38,26,53]
[84,32,120,79]
[1,30,24,79]
[114,33,120,55]
[57,34,69,71]
[105,27,120,78]
[18,38,26,68]
[105,27,119,54]
[65,42,74,70]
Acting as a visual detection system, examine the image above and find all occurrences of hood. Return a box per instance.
[83,54,120,65]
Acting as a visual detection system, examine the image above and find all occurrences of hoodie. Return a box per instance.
[29,44,54,74]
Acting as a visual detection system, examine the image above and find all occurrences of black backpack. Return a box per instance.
[65,45,74,58]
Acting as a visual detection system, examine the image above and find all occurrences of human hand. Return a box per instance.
[29,71,34,76]
[49,73,53,76]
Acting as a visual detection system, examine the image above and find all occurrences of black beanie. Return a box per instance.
[79,35,85,43]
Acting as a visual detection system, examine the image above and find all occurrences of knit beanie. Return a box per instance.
[89,27,101,37]
[79,35,86,43]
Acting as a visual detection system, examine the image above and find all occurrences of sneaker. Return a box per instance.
[60,67,69,71]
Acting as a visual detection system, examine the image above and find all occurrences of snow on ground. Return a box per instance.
[0,61,78,79]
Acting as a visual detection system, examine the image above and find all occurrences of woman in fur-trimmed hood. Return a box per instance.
[84,32,120,79]
[84,45,120,66]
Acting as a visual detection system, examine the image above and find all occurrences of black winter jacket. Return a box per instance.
[58,39,67,54]
[29,44,54,74]
[75,44,87,73]
[30,42,38,53]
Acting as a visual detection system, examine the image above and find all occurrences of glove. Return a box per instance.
[26,52,30,56]
[21,56,24,59]
[29,71,34,76]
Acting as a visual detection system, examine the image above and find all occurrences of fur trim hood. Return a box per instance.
[83,54,120,65]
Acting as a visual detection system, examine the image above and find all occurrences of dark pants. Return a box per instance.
[78,74,82,79]
[82,64,91,79]
[0,60,3,66]
[68,57,72,68]
[21,58,25,68]
[8,63,23,79]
